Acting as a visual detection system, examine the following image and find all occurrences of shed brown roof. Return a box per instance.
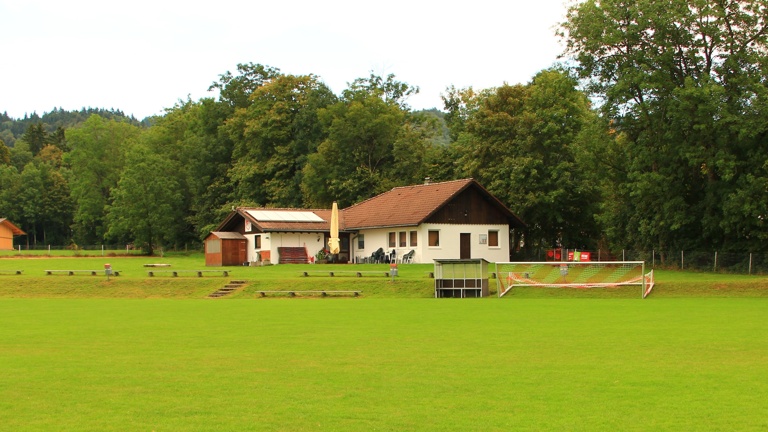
[0,218,25,236]
[208,231,247,240]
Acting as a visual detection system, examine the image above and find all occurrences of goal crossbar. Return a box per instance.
[495,261,655,299]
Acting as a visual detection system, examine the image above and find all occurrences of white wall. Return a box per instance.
[417,223,510,263]
[245,233,257,262]
[247,232,324,263]
[243,224,510,264]
[350,228,392,263]
[353,223,510,264]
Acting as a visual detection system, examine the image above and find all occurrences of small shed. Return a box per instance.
[434,259,490,298]
[0,218,25,250]
[205,231,247,267]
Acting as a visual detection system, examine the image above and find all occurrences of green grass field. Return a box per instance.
[1,255,767,430]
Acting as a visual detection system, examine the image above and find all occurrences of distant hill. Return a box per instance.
[415,108,450,146]
[0,108,149,147]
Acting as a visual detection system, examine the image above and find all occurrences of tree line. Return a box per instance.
[1,0,767,257]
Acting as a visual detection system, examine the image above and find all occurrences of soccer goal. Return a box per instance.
[495,261,655,298]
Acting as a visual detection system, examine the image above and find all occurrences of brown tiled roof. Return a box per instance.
[217,179,522,233]
[342,178,484,229]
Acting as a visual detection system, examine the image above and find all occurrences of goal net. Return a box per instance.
[495,261,655,298]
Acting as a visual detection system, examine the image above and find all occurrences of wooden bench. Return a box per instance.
[45,270,120,276]
[143,264,171,267]
[257,290,361,297]
[0,270,23,275]
[147,270,229,277]
[300,270,390,277]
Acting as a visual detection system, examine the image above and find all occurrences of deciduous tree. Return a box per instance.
[302,89,405,207]
[445,69,598,253]
[209,63,281,109]
[106,145,184,255]
[561,0,768,252]
[302,74,441,207]
[0,165,21,222]
[65,115,141,244]
[225,74,336,207]
[0,140,10,165]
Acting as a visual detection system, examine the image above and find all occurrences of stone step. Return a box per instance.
[208,279,248,298]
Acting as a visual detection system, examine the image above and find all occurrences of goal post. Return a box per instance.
[495,261,655,298]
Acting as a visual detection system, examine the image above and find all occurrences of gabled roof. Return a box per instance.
[342,178,524,229]
[208,231,247,240]
[213,179,524,233]
[216,208,334,233]
[0,218,25,236]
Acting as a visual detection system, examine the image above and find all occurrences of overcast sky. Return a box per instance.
[0,0,572,119]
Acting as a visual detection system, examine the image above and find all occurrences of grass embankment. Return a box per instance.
[0,254,434,298]
[1,254,767,298]
[0,248,145,257]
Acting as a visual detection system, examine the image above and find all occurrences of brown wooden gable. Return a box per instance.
[426,186,514,225]
[216,211,267,234]
[216,208,332,234]
[216,213,246,234]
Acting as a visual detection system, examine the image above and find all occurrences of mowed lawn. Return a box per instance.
[1,297,767,431]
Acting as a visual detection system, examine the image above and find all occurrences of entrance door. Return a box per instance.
[340,233,351,263]
[460,233,471,259]
[238,239,247,264]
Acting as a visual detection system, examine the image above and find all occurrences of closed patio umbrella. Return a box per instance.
[328,201,340,255]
